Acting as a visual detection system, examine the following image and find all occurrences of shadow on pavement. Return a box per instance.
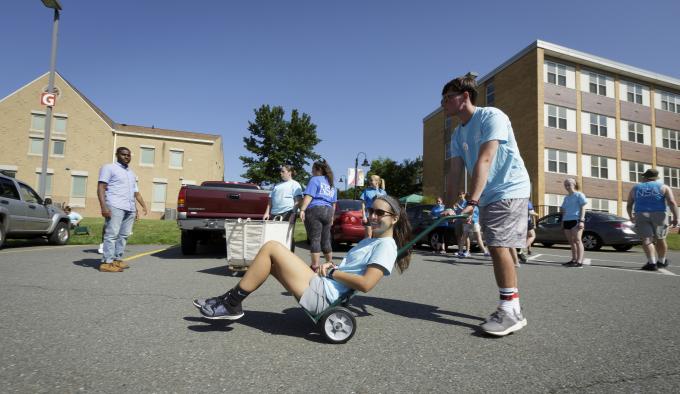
[151,244,225,260]
[349,295,484,331]
[72,258,101,270]
[184,309,328,343]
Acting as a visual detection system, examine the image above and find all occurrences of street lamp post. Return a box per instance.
[38,0,62,199]
[353,152,370,200]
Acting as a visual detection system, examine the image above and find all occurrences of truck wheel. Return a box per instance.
[48,222,70,245]
[181,231,197,255]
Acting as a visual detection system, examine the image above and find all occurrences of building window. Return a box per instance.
[547,149,568,173]
[589,113,608,137]
[588,72,607,96]
[546,62,567,86]
[486,81,495,106]
[545,194,565,215]
[662,128,680,150]
[31,113,45,130]
[152,182,167,212]
[140,147,155,166]
[628,162,646,183]
[625,82,643,104]
[627,122,644,144]
[35,173,53,197]
[0,170,17,178]
[54,116,67,133]
[591,156,609,179]
[52,140,65,156]
[665,167,680,188]
[29,138,43,155]
[547,105,567,129]
[70,175,87,207]
[169,150,183,169]
[589,198,609,213]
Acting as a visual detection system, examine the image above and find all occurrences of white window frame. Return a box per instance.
[53,116,67,134]
[546,61,567,87]
[661,128,680,151]
[140,146,155,167]
[589,198,609,213]
[28,137,44,156]
[30,113,46,131]
[169,149,184,169]
[658,91,680,114]
[589,113,608,137]
[34,171,54,197]
[546,149,568,174]
[544,194,565,215]
[665,167,680,188]
[627,122,644,144]
[152,182,168,212]
[546,104,568,130]
[623,81,648,106]
[590,155,609,179]
[628,161,646,183]
[51,139,65,157]
[70,175,88,207]
[588,72,607,96]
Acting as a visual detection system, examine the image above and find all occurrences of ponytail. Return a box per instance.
[312,161,335,188]
[374,195,412,273]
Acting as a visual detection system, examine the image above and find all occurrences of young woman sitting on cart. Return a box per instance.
[194,195,412,320]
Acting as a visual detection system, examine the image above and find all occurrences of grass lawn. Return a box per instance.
[67,218,309,246]
[667,232,680,250]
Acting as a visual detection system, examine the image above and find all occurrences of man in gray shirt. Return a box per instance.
[97,147,148,272]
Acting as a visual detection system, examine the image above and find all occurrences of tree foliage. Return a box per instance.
[340,156,423,200]
[240,105,321,185]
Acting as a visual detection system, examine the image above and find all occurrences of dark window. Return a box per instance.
[0,178,20,200]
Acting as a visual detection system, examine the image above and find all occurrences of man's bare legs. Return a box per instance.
[489,246,518,288]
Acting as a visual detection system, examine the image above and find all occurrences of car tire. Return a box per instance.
[541,242,554,248]
[582,232,602,251]
[181,231,197,255]
[48,222,70,245]
[613,244,633,252]
[428,232,440,250]
[0,224,5,249]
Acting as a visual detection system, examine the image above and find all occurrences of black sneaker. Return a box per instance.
[564,261,583,268]
[657,260,669,269]
[641,263,658,271]
[562,260,575,266]
[193,292,228,309]
[518,252,527,263]
[200,299,244,320]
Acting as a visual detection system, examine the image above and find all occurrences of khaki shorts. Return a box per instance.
[464,222,481,234]
[479,198,529,248]
[299,275,331,315]
[635,211,669,240]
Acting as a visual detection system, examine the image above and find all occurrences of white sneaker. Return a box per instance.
[98,243,104,254]
[480,309,527,336]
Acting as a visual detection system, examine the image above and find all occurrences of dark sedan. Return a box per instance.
[535,211,640,251]
[331,199,365,248]
[406,204,466,250]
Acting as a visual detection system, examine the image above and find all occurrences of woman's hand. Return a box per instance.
[319,262,335,277]
[299,210,306,221]
[577,222,584,230]
[262,213,270,220]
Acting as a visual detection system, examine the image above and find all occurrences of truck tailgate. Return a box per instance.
[183,185,269,219]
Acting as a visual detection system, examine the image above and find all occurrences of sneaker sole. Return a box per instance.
[192,300,204,309]
[200,312,244,320]
[483,318,527,337]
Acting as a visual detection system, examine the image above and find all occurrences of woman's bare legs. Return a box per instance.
[526,229,536,254]
[564,229,576,262]
[239,241,316,299]
[571,227,585,263]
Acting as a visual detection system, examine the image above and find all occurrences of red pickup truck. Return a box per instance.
[177,181,269,254]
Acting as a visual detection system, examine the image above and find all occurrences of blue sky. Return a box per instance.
[2,0,679,188]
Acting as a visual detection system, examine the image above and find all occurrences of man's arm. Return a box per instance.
[134,192,148,216]
[663,185,678,226]
[461,140,499,215]
[626,188,635,221]
[97,182,110,218]
[449,156,465,197]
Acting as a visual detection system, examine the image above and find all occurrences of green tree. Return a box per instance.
[365,156,423,198]
[240,105,321,185]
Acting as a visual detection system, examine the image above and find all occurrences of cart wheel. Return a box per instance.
[319,307,356,344]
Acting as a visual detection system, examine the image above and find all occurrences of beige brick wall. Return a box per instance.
[0,73,224,218]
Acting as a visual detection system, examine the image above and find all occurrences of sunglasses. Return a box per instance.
[368,208,394,218]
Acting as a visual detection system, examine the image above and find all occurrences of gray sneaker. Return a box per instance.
[480,309,527,336]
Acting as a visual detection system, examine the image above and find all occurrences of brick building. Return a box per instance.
[0,72,224,218]
[423,40,680,216]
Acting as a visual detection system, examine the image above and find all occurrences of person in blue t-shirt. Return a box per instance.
[360,174,387,238]
[461,193,490,257]
[194,195,414,322]
[299,161,338,272]
[263,165,303,222]
[430,197,450,253]
[441,74,530,337]
[560,178,588,268]
[626,168,678,271]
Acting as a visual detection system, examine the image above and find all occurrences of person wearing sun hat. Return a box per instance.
[626,168,678,271]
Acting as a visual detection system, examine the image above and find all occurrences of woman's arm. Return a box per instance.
[320,263,385,293]
[299,195,313,221]
[263,201,271,220]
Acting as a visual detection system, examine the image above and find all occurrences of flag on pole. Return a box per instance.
[347,168,365,188]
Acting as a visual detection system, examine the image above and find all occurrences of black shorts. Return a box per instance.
[562,220,578,230]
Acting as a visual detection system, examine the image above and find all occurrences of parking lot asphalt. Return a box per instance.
[1,242,679,393]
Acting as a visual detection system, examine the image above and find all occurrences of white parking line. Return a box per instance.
[527,252,678,276]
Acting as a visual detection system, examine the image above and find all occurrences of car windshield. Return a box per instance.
[336,200,362,212]
[589,212,624,222]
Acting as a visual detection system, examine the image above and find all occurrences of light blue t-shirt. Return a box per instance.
[360,187,386,209]
[304,176,337,208]
[321,237,397,302]
[98,162,138,212]
[67,211,82,225]
[561,192,587,221]
[633,181,666,212]
[470,206,479,224]
[269,179,303,215]
[450,107,531,206]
